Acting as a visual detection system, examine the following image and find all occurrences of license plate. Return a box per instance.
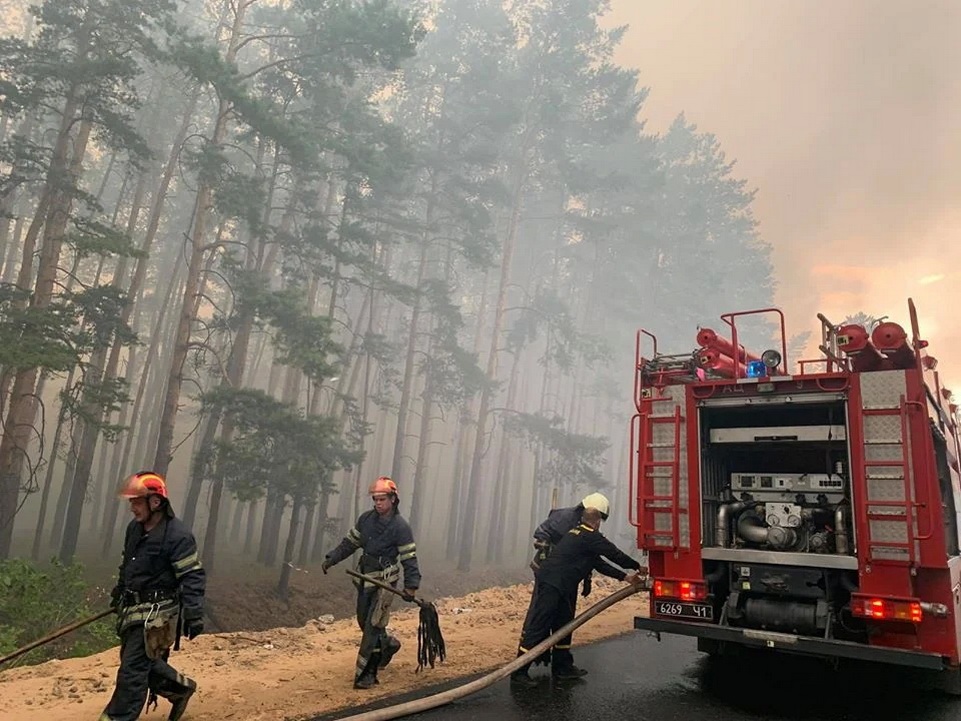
[655,600,713,621]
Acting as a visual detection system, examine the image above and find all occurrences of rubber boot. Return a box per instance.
[379,636,401,669]
[354,671,379,690]
[552,665,588,680]
[509,654,538,688]
[168,679,197,721]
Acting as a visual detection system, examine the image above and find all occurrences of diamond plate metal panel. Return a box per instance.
[653,478,672,497]
[859,371,907,409]
[873,547,910,560]
[651,447,674,464]
[864,443,905,463]
[863,415,903,443]
[651,424,675,448]
[867,505,907,516]
[869,519,908,543]
[866,465,905,480]
[654,514,673,532]
[867,478,906,502]
[651,385,685,417]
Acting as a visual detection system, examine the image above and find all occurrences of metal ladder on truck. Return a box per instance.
[854,388,925,567]
[631,394,685,551]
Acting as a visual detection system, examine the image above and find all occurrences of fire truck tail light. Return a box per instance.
[653,579,707,601]
[850,596,922,623]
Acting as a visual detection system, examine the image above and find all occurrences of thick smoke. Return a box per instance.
[608,0,961,381]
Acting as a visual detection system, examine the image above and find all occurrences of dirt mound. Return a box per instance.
[205,564,532,632]
[0,577,650,721]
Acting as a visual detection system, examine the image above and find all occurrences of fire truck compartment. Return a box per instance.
[698,395,854,565]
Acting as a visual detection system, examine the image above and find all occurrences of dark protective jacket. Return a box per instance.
[530,504,584,574]
[112,517,206,630]
[533,505,583,546]
[326,508,421,590]
[536,522,641,594]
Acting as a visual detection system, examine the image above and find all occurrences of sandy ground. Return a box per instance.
[0,577,650,721]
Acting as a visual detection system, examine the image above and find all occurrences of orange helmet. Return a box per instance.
[369,476,398,497]
[118,471,168,500]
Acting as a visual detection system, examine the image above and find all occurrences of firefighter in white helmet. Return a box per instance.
[519,491,611,672]
[513,503,643,686]
[530,492,611,578]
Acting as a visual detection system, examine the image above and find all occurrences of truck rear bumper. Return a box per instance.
[634,616,948,671]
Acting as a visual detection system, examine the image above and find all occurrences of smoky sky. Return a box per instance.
[606,0,961,383]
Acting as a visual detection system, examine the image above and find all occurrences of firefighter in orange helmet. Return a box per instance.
[99,472,206,721]
[322,476,421,689]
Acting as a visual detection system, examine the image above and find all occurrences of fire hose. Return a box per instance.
[1,577,648,721]
[0,608,113,667]
[331,578,649,721]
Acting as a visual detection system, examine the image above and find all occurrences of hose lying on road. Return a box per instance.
[332,580,648,721]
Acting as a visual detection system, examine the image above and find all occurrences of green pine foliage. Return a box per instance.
[0,558,115,666]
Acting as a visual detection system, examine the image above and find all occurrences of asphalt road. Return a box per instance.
[316,631,961,721]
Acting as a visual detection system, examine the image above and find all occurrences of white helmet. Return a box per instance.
[581,492,610,520]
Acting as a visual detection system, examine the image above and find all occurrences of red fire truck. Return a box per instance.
[630,300,961,691]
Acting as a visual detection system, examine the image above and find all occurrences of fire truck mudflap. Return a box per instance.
[629,303,961,693]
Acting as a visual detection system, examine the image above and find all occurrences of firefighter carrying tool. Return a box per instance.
[323,476,421,689]
[100,471,206,721]
[631,300,961,694]
[345,569,446,672]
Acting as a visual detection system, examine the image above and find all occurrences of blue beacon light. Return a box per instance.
[746,359,767,378]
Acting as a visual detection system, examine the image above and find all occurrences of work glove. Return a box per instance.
[109,586,123,613]
[184,617,204,640]
[402,588,417,602]
[581,576,592,598]
[321,560,332,575]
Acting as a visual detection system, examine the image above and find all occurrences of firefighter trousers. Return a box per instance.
[99,623,195,720]
[516,581,576,673]
[354,586,395,681]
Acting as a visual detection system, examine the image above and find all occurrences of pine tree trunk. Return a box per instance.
[0,94,87,557]
[101,251,184,555]
[152,4,247,476]
[297,499,315,567]
[228,498,245,547]
[408,366,433,534]
[458,170,526,571]
[310,491,330,563]
[198,200,290,572]
[265,499,285,566]
[445,270,489,558]
[258,490,281,564]
[49,422,81,549]
[30,364,76,560]
[277,495,303,600]
[486,346,523,563]
[0,116,36,275]
[243,498,259,555]
[0,193,29,285]
[390,193,433,484]
[59,160,149,564]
